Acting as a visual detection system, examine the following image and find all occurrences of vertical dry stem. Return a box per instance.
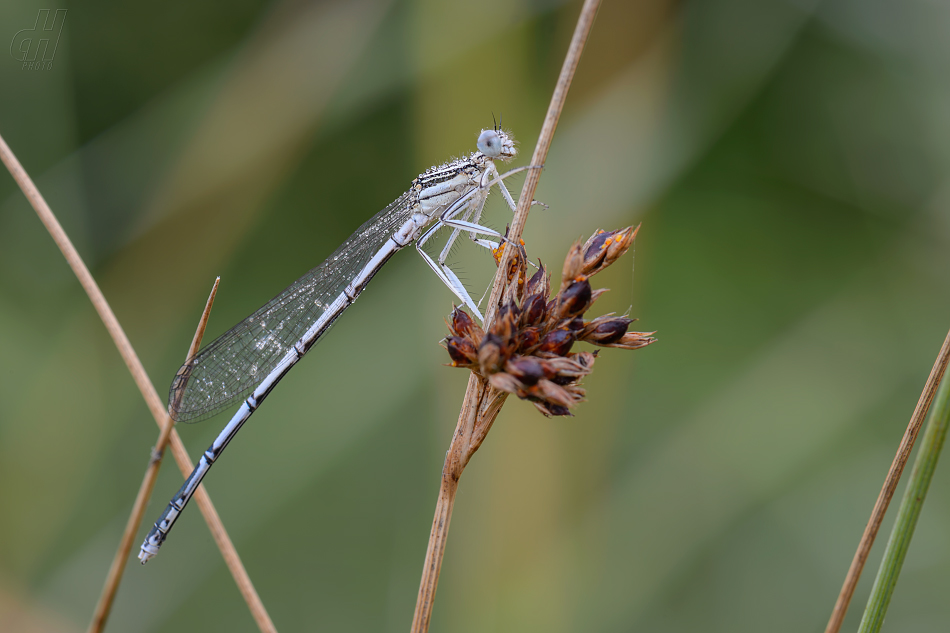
[409,1,601,631]
[824,326,950,633]
[0,132,276,633]
[88,279,219,633]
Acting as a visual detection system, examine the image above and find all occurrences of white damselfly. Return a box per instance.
[140,127,536,562]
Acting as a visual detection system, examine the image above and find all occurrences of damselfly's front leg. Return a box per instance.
[415,190,510,321]
[437,164,539,264]
[416,218,486,321]
[416,165,543,322]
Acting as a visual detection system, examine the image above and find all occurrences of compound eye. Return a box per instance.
[477,129,502,157]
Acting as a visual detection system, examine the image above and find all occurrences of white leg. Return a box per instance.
[437,163,540,256]
[441,217,502,238]
[438,203,479,264]
[489,165,518,213]
[416,221,485,321]
[415,164,543,320]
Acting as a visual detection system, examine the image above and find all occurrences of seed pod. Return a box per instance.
[600,331,658,350]
[583,230,609,263]
[478,333,508,373]
[560,240,584,291]
[542,355,594,381]
[525,263,550,297]
[538,328,575,356]
[582,225,639,276]
[573,351,597,369]
[450,307,482,340]
[497,300,521,324]
[520,293,547,327]
[505,355,546,386]
[533,401,572,417]
[488,371,524,394]
[488,304,519,352]
[566,317,586,332]
[581,316,633,345]
[555,279,592,320]
[516,326,542,353]
[445,336,478,365]
[534,379,578,408]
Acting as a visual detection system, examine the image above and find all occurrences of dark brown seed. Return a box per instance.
[445,337,477,365]
[497,300,520,323]
[516,327,541,352]
[450,307,481,340]
[533,401,572,417]
[583,230,611,269]
[546,404,573,417]
[520,293,547,327]
[505,356,546,386]
[566,317,586,331]
[538,329,575,356]
[556,279,592,319]
[582,317,632,345]
[582,225,639,276]
[478,333,507,373]
[525,264,549,297]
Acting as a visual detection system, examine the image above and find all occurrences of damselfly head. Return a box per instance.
[477,128,517,161]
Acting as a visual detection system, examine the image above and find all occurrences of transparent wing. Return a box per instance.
[170,191,415,423]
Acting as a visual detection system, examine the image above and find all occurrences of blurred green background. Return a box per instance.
[2,0,950,631]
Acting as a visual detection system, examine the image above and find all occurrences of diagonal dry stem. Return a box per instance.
[88,278,219,633]
[409,1,602,631]
[0,132,277,633]
[824,326,950,633]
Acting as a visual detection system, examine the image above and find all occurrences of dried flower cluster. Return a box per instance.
[444,226,656,416]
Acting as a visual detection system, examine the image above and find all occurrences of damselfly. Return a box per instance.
[140,127,533,562]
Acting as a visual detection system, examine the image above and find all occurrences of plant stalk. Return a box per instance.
[409,1,602,630]
[825,326,950,633]
[857,369,950,632]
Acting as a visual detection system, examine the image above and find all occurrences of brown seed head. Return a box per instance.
[443,226,655,417]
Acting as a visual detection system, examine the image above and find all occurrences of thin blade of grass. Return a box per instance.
[88,278,219,633]
[857,367,950,632]
[825,326,950,633]
[0,132,276,633]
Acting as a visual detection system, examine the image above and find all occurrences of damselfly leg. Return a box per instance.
[415,165,539,321]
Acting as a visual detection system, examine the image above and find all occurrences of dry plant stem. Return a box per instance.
[824,326,950,633]
[410,1,601,631]
[88,279,219,633]
[858,368,950,632]
[0,132,277,633]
